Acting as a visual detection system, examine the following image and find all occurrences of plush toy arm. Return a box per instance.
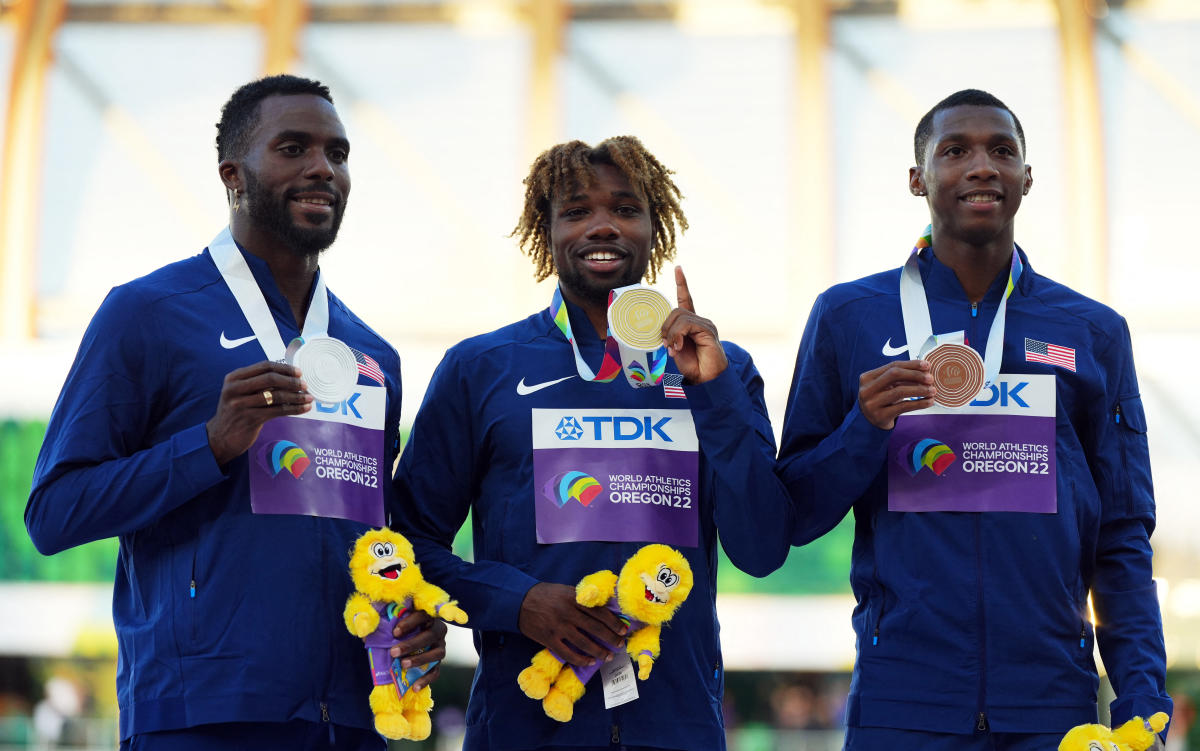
[412,581,468,624]
[1114,712,1170,751]
[576,571,618,607]
[344,592,379,638]
[626,624,662,680]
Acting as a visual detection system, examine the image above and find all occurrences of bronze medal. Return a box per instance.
[925,342,985,408]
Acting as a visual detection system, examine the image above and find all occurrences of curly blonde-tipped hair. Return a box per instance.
[512,136,688,283]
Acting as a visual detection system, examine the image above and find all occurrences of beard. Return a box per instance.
[556,260,645,308]
[243,169,345,257]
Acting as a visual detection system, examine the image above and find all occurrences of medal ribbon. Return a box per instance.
[550,286,623,382]
[549,286,669,386]
[899,225,1022,388]
[208,226,330,361]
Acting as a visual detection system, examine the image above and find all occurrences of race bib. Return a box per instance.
[249,384,386,526]
[888,374,1056,513]
[532,408,699,547]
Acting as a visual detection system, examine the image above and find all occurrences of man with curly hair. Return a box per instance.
[393,136,794,749]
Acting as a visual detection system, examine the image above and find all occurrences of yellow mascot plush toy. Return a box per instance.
[517,543,693,722]
[344,528,468,741]
[1058,712,1169,751]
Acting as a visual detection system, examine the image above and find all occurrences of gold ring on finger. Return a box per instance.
[263,389,274,407]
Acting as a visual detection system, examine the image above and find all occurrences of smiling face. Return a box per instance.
[910,104,1032,249]
[548,162,653,307]
[348,529,420,601]
[230,93,350,257]
[616,544,694,625]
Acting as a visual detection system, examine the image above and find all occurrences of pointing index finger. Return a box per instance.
[675,265,695,314]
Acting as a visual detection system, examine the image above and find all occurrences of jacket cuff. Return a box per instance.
[682,365,742,413]
[840,402,891,463]
[178,423,229,491]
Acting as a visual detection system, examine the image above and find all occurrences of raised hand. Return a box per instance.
[661,266,728,385]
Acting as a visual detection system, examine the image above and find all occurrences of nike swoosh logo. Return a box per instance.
[516,375,576,396]
[219,332,258,349]
[881,338,908,357]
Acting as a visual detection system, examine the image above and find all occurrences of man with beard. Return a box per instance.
[777,90,1171,749]
[26,75,445,750]
[392,136,794,750]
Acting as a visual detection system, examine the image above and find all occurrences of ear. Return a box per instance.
[219,159,242,194]
[1022,164,1033,196]
[909,166,926,197]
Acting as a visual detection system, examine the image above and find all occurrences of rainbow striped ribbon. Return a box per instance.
[901,225,1022,388]
[550,286,624,382]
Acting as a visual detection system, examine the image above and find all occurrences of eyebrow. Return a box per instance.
[272,130,350,151]
[562,189,645,203]
[936,131,1019,146]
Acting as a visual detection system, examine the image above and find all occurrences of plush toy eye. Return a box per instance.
[656,565,679,589]
[1086,742,1105,751]
[371,542,395,559]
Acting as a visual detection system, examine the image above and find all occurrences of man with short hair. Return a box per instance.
[393,136,793,750]
[26,75,444,750]
[777,89,1172,749]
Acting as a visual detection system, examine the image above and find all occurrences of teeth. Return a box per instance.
[296,197,331,205]
[583,251,619,261]
[964,194,999,203]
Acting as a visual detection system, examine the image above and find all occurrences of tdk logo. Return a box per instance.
[316,392,364,419]
[555,416,584,440]
[970,382,1029,409]
[556,415,673,442]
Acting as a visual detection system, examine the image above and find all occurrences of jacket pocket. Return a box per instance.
[1114,395,1152,518]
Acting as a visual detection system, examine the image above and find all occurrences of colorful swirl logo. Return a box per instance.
[266,440,311,479]
[906,438,956,477]
[627,360,647,383]
[544,471,603,508]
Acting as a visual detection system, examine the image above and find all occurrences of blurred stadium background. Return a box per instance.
[1,0,1199,748]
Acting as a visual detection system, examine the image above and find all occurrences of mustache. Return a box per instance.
[285,186,341,204]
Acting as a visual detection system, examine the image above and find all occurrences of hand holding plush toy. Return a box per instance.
[1058,712,1169,751]
[344,528,467,741]
[517,544,693,722]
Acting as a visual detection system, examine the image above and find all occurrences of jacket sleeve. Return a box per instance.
[391,351,538,634]
[25,286,226,555]
[775,292,891,545]
[1086,318,1172,729]
[686,347,793,577]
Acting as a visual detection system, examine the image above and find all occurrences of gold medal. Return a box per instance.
[607,287,672,351]
[925,342,984,408]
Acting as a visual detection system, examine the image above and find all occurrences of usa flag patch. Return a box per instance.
[1024,337,1076,372]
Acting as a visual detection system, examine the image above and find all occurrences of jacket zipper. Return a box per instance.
[316,517,333,723]
[1080,622,1087,649]
[971,301,978,318]
[975,515,988,733]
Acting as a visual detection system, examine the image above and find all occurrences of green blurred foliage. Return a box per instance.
[0,420,118,582]
[6,420,851,593]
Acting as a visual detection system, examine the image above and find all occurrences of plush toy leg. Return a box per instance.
[518,649,563,700]
[368,684,409,739]
[400,685,434,741]
[543,668,586,723]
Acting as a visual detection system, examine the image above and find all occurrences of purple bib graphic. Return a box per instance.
[888,374,1056,513]
[532,409,699,547]
[249,385,386,526]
